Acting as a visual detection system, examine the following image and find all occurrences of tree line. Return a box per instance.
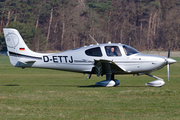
[0,0,180,52]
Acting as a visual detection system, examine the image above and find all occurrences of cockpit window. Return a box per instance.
[105,46,122,56]
[85,47,102,57]
[123,45,139,56]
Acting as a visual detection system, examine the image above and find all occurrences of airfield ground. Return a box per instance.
[0,56,180,120]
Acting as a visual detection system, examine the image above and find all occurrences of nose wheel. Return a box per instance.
[145,74,165,87]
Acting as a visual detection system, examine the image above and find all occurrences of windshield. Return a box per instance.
[123,45,139,56]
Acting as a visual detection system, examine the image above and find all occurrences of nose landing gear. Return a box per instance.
[145,74,165,87]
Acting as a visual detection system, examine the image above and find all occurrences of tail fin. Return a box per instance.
[3,28,41,67]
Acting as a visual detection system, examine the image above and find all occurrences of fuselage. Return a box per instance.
[25,43,169,75]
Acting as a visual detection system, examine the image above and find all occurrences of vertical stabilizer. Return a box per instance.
[3,28,38,66]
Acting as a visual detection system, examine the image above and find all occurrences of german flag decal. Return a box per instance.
[19,48,25,51]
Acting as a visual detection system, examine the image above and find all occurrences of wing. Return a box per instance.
[91,59,126,77]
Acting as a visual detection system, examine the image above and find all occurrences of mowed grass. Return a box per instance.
[0,56,180,120]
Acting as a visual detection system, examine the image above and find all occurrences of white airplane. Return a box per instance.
[3,28,177,87]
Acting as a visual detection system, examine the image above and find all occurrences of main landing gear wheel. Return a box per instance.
[95,73,120,87]
[95,79,120,87]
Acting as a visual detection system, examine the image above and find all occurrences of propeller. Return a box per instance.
[165,57,177,81]
[166,42,176,81]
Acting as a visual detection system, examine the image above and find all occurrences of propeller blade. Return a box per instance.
[167,42,171,81]
[167,63,170,81]
[168,42,170,58]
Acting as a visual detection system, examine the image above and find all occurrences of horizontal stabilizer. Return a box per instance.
[18,60,36,64]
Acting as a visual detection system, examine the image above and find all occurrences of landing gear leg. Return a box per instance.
[145,74,165,87]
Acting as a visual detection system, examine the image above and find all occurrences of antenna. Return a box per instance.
[89,34,98,44]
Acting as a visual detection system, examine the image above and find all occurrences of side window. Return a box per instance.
[105,46,122,57]
[85,47,102,57]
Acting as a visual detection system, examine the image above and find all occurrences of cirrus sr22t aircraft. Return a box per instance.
[3,28,177,87]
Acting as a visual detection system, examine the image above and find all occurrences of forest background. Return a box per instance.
[0,0,180,52]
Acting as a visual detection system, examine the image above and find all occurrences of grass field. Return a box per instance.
[0,56,180,120]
